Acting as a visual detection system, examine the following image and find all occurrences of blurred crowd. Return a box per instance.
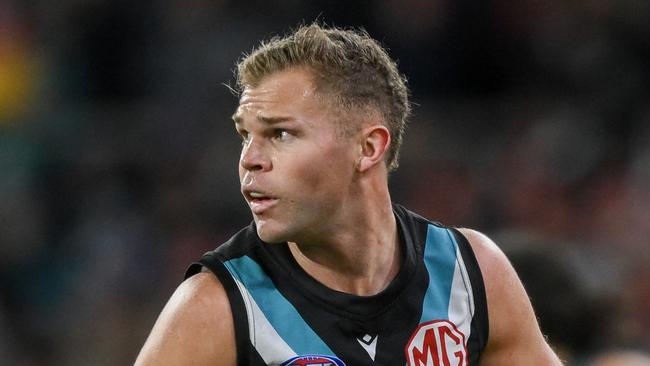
[0,0,648,365]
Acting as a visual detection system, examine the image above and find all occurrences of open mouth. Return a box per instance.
[245,191,278,214]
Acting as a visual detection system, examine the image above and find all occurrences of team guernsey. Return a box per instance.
[185,204,488,365]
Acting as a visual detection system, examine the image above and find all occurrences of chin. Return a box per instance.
[255,213,314,244]
[255,221,289,244]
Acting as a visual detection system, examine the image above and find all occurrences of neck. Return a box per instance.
[288,176,400,296]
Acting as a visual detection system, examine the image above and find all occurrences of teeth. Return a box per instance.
[250,191,266,198]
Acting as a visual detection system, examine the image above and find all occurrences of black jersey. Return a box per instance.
[186,204,488,365]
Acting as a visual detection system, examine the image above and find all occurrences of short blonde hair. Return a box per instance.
[236,23,411,172]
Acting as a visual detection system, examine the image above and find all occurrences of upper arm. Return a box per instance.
[134,272,236,366]
[459,228,562,365]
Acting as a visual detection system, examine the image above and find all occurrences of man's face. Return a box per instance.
[232,68,358,243]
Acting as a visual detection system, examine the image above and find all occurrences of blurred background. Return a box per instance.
[1,0,649,365]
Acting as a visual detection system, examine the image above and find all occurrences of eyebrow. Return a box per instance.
[232,114,295,126]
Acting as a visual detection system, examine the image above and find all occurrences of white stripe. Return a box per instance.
[447,246,475,345]
[231,277,297,365]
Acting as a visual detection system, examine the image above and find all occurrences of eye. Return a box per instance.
[238,130,250,146]
[272,129,292,141]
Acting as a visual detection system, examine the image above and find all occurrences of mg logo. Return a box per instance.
[405,320,467,366]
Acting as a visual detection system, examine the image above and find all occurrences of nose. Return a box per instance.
[239,138,271,172]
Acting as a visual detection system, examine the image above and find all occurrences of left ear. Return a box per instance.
[356,125,391,172]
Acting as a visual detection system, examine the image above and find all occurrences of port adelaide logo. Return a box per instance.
[280,354,346,366]
[405,320,467,366]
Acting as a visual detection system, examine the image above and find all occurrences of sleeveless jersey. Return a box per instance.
[185,204,488,365]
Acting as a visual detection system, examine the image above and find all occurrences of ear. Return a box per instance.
[356,125,391,172]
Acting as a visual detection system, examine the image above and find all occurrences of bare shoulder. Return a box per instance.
[458,228,562,365]
[134,272,236,366]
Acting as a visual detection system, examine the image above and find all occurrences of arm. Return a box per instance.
[459,228,563,365]
[134,272,236,366]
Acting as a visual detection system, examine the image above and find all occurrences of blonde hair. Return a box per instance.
[236,23,411,172]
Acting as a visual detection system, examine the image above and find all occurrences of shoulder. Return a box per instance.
[135,272,236,366]
[458,228,534,308]
[457,228,563,365]
[457,229,512,286]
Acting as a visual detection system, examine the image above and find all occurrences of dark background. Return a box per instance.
[1,1,649,364]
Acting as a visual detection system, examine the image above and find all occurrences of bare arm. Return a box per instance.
[459,228,563,365]
[134,272,236,366]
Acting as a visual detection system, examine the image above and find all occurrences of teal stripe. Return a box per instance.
[224,256,334,355]
[419,225,458,322]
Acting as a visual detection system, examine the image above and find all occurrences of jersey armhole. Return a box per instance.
[450,228,490,359]
[185,253,250,365]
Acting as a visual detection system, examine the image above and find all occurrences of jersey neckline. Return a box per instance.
[259,204,421,320]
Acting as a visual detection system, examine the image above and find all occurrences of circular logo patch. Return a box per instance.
[280,354,346,366]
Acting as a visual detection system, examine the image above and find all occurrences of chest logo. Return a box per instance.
[405,320,467,366]
[357,334,378,361]
[280,355,346,366]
